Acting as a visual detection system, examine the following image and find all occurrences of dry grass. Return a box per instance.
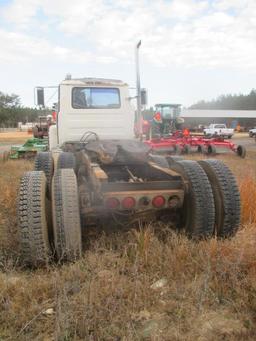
[0,153,256,340]
[0,160,33,258]
[239,177,256,225]
[0,132,33,147]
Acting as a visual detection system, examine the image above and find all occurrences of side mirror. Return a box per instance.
[141,88,148,106]
[36,87,45,107]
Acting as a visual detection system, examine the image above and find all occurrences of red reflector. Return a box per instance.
[152,196,165,208]
[154,112,162,122]
[52,111,57,121]
[105,197,120,209]
[122,197,136,209]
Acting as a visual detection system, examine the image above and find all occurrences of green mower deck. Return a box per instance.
[10,138,48,159]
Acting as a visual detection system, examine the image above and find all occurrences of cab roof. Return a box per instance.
[60,77,128,87]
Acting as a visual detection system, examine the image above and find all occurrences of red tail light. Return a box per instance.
[106,197,120,209]
[152,195,165,208]
[122,197,136,209]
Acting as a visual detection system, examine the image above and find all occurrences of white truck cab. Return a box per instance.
[49,77,135,149]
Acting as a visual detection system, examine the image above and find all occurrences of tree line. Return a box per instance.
[0,91,45,128]
[190,89,256,110]
[2,88,256,128]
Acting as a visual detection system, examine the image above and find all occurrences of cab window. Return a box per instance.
[72,87,120,109]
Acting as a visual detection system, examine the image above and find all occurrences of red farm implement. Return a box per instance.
[142,103,246,158]
[144,131,246,158]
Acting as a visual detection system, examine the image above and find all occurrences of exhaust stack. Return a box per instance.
[135,40,142,139]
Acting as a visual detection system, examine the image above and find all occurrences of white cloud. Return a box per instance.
[0,28,109,64]
[1,0,256,70]
[154,0,208,19]
[1,0,41,27]
[213,0,248,11]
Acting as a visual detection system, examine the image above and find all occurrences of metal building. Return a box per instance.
[182,109,256,129]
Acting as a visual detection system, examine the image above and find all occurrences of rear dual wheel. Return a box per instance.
[57,152,76,171]
[35,151,77,185]
[52,169,82,261]
[198,159,240,238]
[18,167,82,266]
[34,152,54,197]
[171,160,215,239]
[18,171,51,267]
[170,159,240,239]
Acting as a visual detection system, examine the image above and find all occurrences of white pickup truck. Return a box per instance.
[204,124,234,139]
[249,127,256,137]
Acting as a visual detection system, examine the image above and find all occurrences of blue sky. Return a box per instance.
[0,0,256,107]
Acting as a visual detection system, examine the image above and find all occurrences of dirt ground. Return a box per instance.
[0,131,33,154]
[0,131,32,139]
[0,135,256,340]
[232,133,256,152]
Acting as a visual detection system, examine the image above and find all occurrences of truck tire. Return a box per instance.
[57,152,76,171]
[198,160,240,238]
[18,171,51,266]
[170,160,215,238]
[237,145,246,158]
[34,152,54,196]
[52,169,82,261]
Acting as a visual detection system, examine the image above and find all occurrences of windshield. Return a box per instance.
[161,107,174,117]
[155,106,181,119]
[72,87,120,109]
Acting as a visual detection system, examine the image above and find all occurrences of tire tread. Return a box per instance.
[52,169,82,261]
[175,160,215,238]
[198,159,240,238]
[18,171,50,266]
